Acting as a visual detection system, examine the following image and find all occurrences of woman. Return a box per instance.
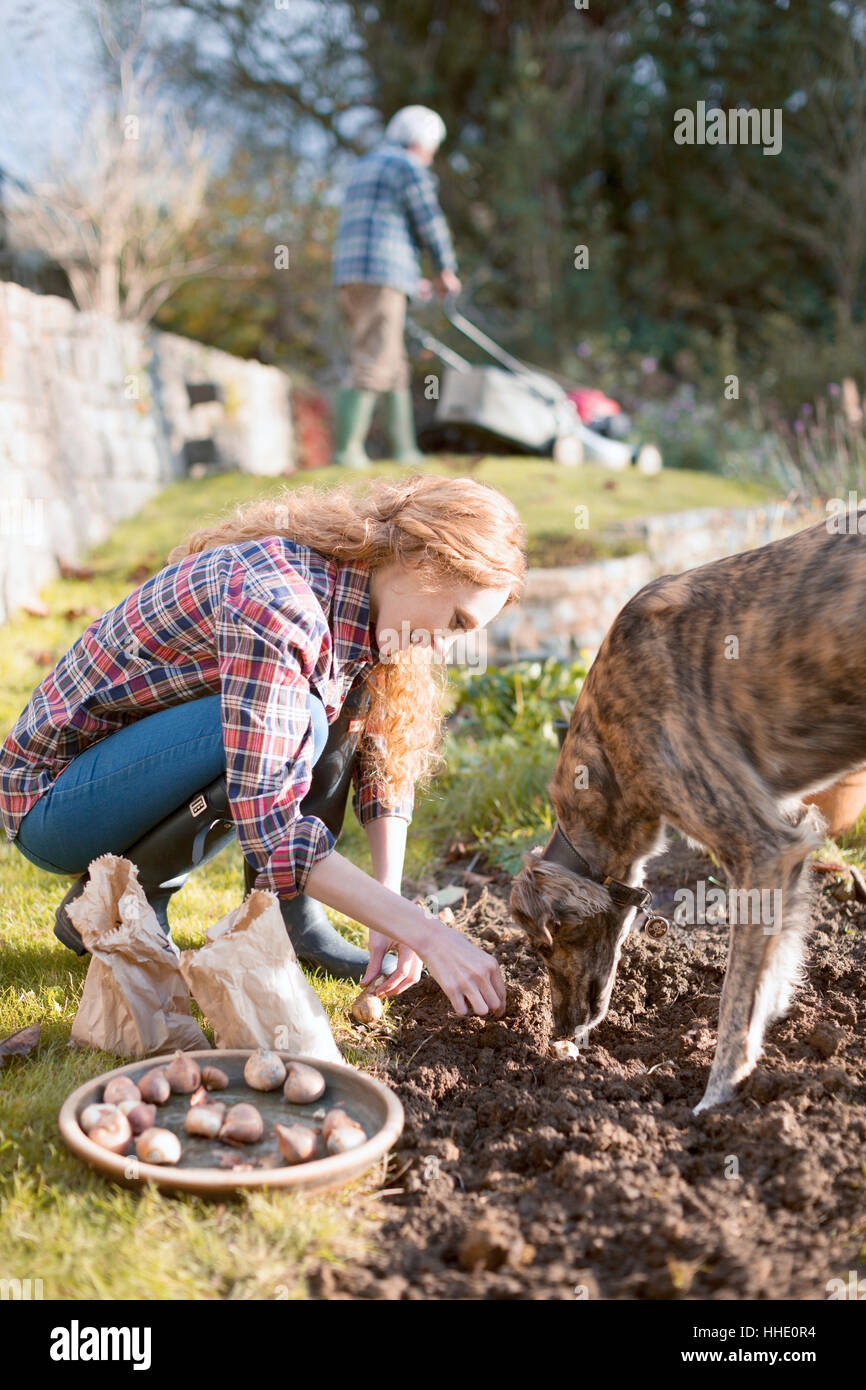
[0,474,524,1017]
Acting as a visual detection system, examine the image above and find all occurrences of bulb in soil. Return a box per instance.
[138,1069,171,1104]
[80,1102,120,1134]
[274,1122,318,1164]
[124,1102,158,1135]
[135,1127,182,1165]
[325,1123,366,1155]
[184,1103,226,1139]
[283,1062,326,1105]
[165,1052,201,1094]
[201,1066,229,1091]
[219,1103,263,1144]
[351,990,383,1024]
[244,1049,287,1091]
[89,1112,133,1154]
[103,1076,141,1106]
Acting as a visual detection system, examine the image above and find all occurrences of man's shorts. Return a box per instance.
[337,283,410,392]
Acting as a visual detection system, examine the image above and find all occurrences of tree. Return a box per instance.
[154,145,340,374]
[5,0,224,322]
[112,0,866,398]
[731,21,866,327]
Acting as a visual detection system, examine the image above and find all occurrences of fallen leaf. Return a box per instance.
[22,599,50,618]
[63,606,102,622]
[31,650,55,666]
[0,1023,41,1067]
[58,562,95,581]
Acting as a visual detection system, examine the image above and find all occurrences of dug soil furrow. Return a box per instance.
[310,842,866,1300]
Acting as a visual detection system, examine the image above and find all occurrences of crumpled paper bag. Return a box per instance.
[67,854,211,1057]
[179,890,342,1063]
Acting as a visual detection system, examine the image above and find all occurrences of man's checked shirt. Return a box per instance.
[332,141,458,297]
[0,538,413,898]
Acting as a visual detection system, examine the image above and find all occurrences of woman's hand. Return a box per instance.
[304,850,507,1018]
[363,931,423,996]
[416,916,506,1018]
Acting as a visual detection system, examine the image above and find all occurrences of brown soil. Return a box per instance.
[310,839,866,1301]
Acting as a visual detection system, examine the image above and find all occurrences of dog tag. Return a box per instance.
[644,915,669,940]
[348,719,364,733]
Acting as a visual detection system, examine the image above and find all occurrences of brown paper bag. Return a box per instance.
[67,854,211,1057]
[179,890,342,1063]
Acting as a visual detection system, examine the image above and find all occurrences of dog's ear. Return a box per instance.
[510,850,614,946]
[510,851,556,948]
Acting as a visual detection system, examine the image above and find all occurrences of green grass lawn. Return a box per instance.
[0,455,785,1300]
[0,464,413,1295]
[0,830,400,1297]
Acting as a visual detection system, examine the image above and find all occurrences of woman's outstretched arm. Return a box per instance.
[304,848,506,1018]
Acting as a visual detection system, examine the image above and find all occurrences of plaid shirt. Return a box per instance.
[0,539,413,899]
[332,141,457,297]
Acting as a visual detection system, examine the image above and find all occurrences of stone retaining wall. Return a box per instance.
[0,282,295,624]
[487,500,815,660]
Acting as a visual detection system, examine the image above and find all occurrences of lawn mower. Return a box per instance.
[406,300,662,473]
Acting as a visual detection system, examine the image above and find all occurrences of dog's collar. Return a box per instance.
[542,823,668,936]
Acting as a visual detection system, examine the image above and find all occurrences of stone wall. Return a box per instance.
[0,281,295,624]
[487,500,816,660]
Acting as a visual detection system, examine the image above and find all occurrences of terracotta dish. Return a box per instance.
[58,1050,403,1197]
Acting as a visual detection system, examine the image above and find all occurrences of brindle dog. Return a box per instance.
[510,514,866,1112]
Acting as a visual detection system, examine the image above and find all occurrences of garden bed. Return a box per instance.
[309,838,866,1301]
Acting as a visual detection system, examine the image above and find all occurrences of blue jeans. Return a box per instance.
[13,692,330,877]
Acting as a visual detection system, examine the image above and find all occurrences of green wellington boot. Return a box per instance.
[332,388,378,468]
[384,389,425,464]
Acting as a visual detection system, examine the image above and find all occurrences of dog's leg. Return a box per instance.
[694,837,813,1114]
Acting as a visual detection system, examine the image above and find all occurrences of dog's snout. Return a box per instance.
[547,963,611,1039]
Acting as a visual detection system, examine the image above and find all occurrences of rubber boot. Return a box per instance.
[332,388,377,468]
[244,683,398,981]
[53,774,237,956]
[384,389,424,464]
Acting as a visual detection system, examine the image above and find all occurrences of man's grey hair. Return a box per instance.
[384,105,446,152]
